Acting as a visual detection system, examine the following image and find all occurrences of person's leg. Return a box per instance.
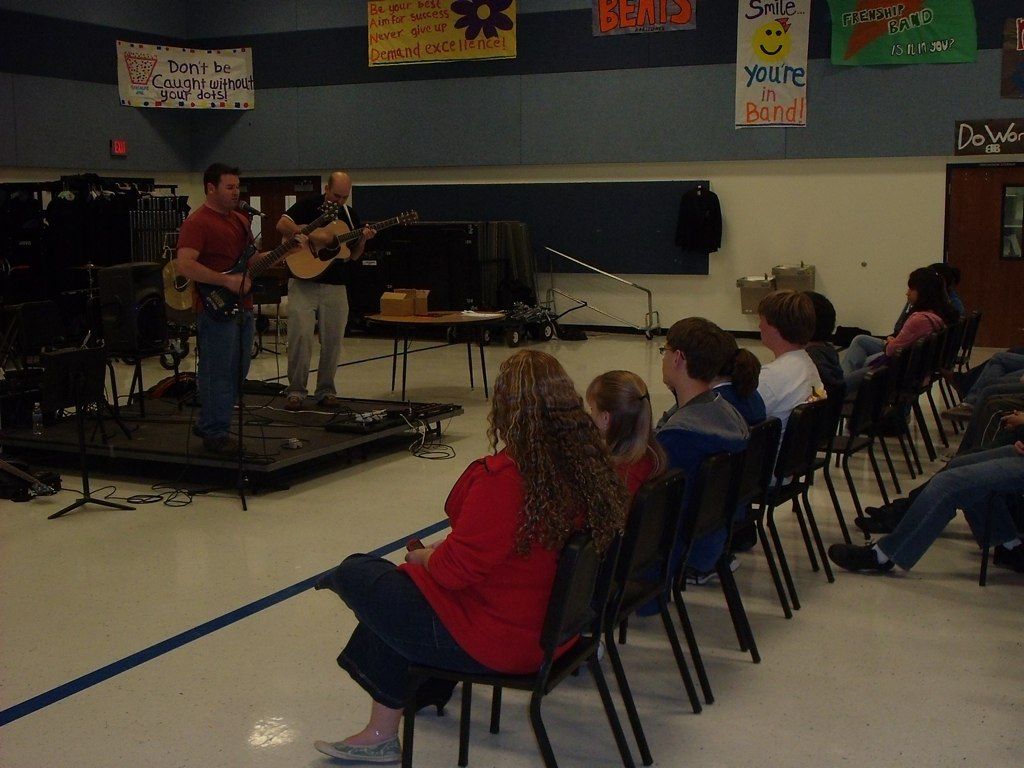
[877,445,1024,569]
[315,555,491,755]
[843,362,871,397]
[196,312,240,438]
[227,312,254,410]
[958,390,1024,453]
[286,278,316,398]
[841,335,885,376]
[961,492,1022,550]
[313,284,349,401]
[965,352,1024,405]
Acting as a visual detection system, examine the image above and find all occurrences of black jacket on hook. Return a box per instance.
[675,186,722,254]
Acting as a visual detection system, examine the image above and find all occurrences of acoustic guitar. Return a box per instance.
[197,203,339,321]
[162,259,195,311]
[286,210,418,280]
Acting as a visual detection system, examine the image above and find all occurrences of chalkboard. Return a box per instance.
[353,180,711,275]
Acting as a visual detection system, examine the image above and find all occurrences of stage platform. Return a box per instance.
[0,394,463,487]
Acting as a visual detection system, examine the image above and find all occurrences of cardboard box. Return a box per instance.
[380,291,415,316]
[394,288,430,315]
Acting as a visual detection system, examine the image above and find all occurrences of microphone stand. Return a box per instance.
[234,245,254,512]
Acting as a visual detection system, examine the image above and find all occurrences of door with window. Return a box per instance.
[945,163,1024,348]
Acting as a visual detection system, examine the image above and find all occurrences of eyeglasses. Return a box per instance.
[658,346,670,355]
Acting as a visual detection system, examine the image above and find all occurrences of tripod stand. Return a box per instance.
[41,347,135,519]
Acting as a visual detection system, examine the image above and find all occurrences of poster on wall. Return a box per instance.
[368,1,517,66]
[1003,18,1024,99]
[592,0,696,35]
[116,41,254,109]
[735,0,810,129]
[827,0,977,66]
[954,119,1024,156]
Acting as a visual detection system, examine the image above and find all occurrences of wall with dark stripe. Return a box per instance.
[0,1,1017,170]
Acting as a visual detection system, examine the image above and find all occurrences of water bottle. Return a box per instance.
[32,402,43,436]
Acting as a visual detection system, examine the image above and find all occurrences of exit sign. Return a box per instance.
[109,138,128,157]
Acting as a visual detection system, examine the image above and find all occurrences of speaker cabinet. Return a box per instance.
[97,263,166,356]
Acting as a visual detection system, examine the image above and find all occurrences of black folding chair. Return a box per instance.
[762,400,835,611]
[669,451,748,706]
[602,469,701,766]
[402,532,636,768]
[735,418,790,617]
[954,311,982,372]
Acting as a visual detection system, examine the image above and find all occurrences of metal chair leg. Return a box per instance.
[766,504,801,610]
[802,487,835,583]
[604,630,654,766]
[458,682,472,767]
[756,519,792,618]
[877,436,902,495]
[489,686,502,733]
[587,656,638,768]
[658,604,703,713]
[822,464,852,545]
[671,588,714,705]
[791,496,819,572]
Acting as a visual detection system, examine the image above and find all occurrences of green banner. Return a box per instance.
[828,1,977,65]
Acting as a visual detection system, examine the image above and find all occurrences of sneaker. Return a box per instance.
[313,736,401,764]
[992,544,1024,573]
[319,394,343,408]
[827,543,895,574]
[685,555,739,585]
[284,394,304,412]
[941,403,974,422]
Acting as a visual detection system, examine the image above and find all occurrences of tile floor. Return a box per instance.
[1,333,1021,768]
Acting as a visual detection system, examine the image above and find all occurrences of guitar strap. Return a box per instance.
[341,204,354,230]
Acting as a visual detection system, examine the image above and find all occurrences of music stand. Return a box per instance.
[40,347,135,519]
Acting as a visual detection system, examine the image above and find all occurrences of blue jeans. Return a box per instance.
[965,352,1024,405]
[841,335,886,376]
[877,445,1024,570]
[322,554,491,709]
[196,311,254,438]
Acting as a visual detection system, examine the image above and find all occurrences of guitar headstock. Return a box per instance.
[397,210,419,225]
[316,201,340,224]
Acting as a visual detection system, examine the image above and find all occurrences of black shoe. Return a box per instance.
[202,435,238,455]
[993,545,1024,573]
[855,516,895,535]
[828,543,895,573]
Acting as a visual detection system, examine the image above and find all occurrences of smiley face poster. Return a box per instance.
[735,0,811,128]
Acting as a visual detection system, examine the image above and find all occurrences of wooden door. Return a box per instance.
[239,176,321,250]
[945,163,1024,347]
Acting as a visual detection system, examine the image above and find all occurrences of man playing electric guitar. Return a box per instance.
[176,163,308,453]
[277,171,375,411]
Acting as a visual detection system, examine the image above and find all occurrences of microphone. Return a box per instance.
[239,200,264,217]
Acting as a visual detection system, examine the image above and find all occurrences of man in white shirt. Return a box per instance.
[756,290,823,433]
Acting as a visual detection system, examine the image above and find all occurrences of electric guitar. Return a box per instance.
[197,203,339,320]
[0,457,58,499]
[286,210,419,280]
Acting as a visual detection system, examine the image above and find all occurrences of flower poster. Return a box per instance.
[592,0,696,36]
[368,1,517,66]
[1003,18,1024,99]
[735,0,810,128]
[827,0,977,66]
[116,41,254,109]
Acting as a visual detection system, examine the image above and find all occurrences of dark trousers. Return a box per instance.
[317,554,491,709]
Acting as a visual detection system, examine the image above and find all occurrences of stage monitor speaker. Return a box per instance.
[98,262,166,356]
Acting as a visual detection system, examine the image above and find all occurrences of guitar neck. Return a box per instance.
[248,216,329,275]
[336,215,404,245]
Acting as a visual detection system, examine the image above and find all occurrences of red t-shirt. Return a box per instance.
[618,452,656,498]
[177,204,254,310]
[400,453,570,674]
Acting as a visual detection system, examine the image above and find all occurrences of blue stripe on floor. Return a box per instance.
[0,518,452,728]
